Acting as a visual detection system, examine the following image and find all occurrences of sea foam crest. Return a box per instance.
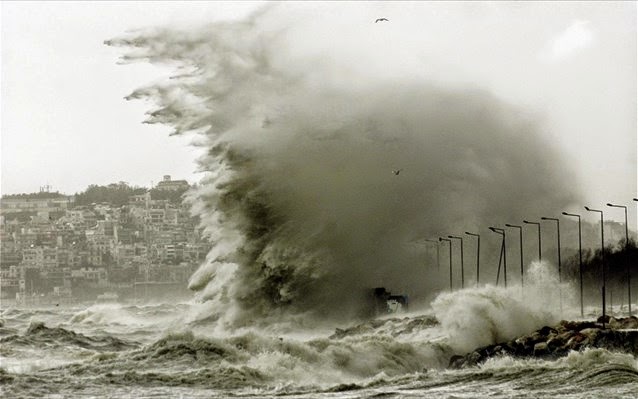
[432,262,565,353]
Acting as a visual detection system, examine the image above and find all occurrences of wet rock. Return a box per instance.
[564,332,587,351]
[504,340,522,356]
[593,329,638,353]
[597,314,611,324]
[529,331,544,343]
[448,354,465,369]
[538,326,557,336]
[608,317,621,329]
[533,342,549,356]
[579,328,600,341]
[560,320,597,331]
[468,350,482,364]
[547,332,569,352]
[620,316,638,329]
[447,317,638,369]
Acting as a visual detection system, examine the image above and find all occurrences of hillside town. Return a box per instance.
[0,176,210,305]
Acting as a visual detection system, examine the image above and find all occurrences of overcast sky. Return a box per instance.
[1,2,636,222]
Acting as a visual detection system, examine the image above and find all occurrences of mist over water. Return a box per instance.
[107,5,580,328]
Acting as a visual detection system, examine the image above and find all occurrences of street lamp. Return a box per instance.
[439,237,453,291]
[523,220,542,263]
[465,232,480,287]
[489,227,507,288]
[541,217,562,282]
[563,212,584,318]
[449,235,465,289]
[607,203,629,246]
[505,224,524,288]
[425,239,440,272]
[607,202,631,316]
[585,206,606,322]
[542,217,562,313]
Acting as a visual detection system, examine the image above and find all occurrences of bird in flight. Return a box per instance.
[375,18,389,23]
[392,169,403,176]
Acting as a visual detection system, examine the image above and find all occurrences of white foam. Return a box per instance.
[431,262,564,353]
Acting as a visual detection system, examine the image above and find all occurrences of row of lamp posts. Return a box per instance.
[425,200,637,318]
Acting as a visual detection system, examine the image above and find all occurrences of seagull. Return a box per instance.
[392,169,403,176]
[375,18,389,23]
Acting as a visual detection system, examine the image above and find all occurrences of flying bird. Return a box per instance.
[375,18,389,23]
[392,169,403,176]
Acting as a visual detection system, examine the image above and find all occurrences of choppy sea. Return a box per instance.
[2,295,637,399]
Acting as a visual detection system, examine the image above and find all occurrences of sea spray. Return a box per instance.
[432,262,565,353]
[3,303,637,397]
[107,4,580,327]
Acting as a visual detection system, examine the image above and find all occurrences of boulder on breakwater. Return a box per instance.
[449,316,638,369]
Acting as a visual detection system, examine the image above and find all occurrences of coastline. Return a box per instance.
[450,316,638,369]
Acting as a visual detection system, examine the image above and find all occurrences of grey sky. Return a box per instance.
[1,2,635,224]
[2,1,261,194]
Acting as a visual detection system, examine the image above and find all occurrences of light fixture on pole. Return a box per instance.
[523,220,542,263]
[563,212,584,318]
[439,237,453,291]
[607,203,629,246]
[449,235,465,289]
[465,232,480,287]
[505,224,524,288]
[607,203,631,316]
[585,206,606,323]
[542,217,563,313]
[489,227,507,288]
[541,217,562,282]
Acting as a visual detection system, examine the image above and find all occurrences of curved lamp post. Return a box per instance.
[439,237,453,291]
[542,217,562,313]
[489,227,507,288]
[541,217,562,282]
[505,224,524,288]
[607,203,629,246]
[563,211,584,317]
[523,220,542,263]
[585,206,606,322]
[449,235,465,289]
[607,202,631,316]
[465,232,480,287]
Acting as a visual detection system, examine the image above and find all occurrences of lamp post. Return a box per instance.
[425,239,440,272]
[489,227,507,288]
[607,203,629,247]
[523,220,542,263]
[505,224,524,288]
[440,237,453,291]
[541,218,562,282]
[465,232,480,287]
[542,217,562,313]
[449,235,465,289]
[563,212,584,318]
[607,203,631,316]
[585,206,606,323]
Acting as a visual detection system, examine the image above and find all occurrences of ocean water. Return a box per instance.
[2,290,637,399]
[6,4,634,398]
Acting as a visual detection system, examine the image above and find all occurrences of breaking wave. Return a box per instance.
[432,261,572,353]
[107,4,580,328]
[0,321,137,353]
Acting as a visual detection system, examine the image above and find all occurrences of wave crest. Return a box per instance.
[108,5,579,327]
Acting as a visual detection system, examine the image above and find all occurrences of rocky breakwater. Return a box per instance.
[450,316,638,369]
